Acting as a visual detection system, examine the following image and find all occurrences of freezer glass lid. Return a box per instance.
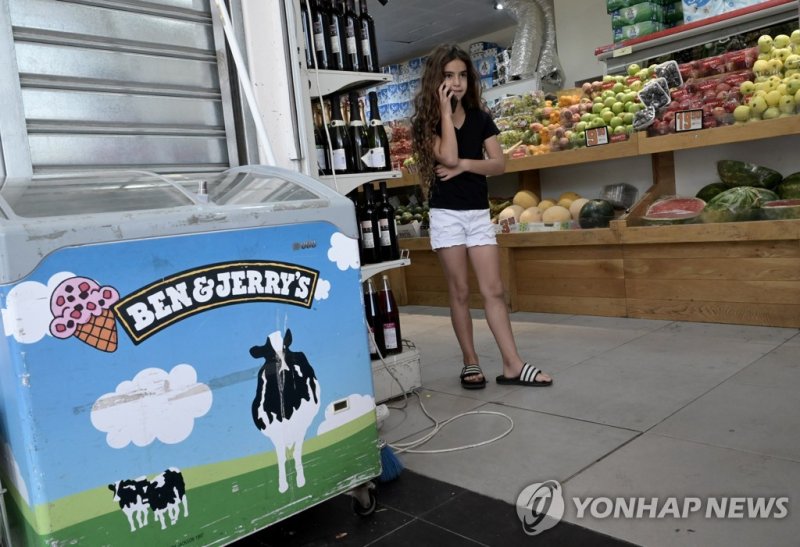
[196,170,321,205]
[0,172,193,218]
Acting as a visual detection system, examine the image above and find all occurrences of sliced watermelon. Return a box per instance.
[761,199,800,221]
[642,196,705,225]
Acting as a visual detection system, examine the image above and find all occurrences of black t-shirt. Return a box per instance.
[429,108,500,210]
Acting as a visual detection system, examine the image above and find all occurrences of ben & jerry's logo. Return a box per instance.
[114,261,318,344]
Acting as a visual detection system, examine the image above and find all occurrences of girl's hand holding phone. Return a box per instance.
[438,82,454,118]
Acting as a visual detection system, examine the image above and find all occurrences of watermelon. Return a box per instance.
[642,196,705,225]
[777,172,800,199]
[717,160,782,190]
[695,182,728,203]
[761,199,800,220]
[578,199,615,229]
[702,186,779,223]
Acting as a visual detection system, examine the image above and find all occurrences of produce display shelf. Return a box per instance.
[595,0,798,73]
[638,115,800,154]
[504,133,641,173]
[307,69,392,98]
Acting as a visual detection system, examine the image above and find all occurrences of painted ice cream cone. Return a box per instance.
[50,276,120,353]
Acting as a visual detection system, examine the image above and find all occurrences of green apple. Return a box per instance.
[733,105,751,123]
[615,92,626,102]
[601,110,615,124]
[762,106,780,120]
[749,95,768,115]
[575,121,587,132]
[626,102,642,113]
[753,59,770,76]
[785,78,800,95]
[622,112,634,125]
[609,116,623,128]
[784,54,800,70]
[772,48,792,63]
[792,29,800,44]
[740,81,755,95]
[604,96,617,108]
[629,80,643,92]
[765,90,781,107]
[778,94,796,114]
[795,87,800,106]
[627,63,641,77]
[636,69,649,81]
[611,102,625,114]
[777,83,788,96]
[612,82,625,94]
[773,34,791,49]
[603,75,615,83]
[592,102,604,114]
[768,58,783,74]
[613,125,627,135]
[581,112,593,122]
[758,35,774,53]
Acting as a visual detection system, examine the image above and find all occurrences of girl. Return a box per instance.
[411,44,552,390]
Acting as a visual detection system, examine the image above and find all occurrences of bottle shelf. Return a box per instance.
[307,69,392,98]
[360,256,410,282]
[319,170,402,195]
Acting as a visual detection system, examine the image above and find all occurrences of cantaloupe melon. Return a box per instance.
[559,191,581,201]
[519,207,543,223]
[569,197,589,220]
[557,198,574,210]
[542,205,571,223]
[513,190,540,209]
[537,199,556,211]
[498,204,524,223]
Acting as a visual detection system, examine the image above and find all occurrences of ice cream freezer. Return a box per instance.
[0,165,382,546]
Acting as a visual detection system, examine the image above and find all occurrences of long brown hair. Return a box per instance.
[411,44,482,202]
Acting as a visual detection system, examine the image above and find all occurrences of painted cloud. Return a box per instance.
[327,232,359,271]
[91,364,212,448]
[317,394,375,435]
[2,272,74,344]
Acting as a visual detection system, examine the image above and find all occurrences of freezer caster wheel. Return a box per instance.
[348,482,377,517]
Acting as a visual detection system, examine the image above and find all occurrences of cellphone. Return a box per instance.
[450,96,458,113]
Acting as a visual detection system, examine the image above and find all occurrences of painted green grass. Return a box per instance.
[6,416,380,546]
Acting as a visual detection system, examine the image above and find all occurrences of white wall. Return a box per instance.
[553,0,614,86]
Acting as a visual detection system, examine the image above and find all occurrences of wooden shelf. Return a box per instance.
[638,115,800,154]
[504,134,641,173]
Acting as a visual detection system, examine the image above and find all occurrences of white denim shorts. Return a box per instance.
[429,208,497,250]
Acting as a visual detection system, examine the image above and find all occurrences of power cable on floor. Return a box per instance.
[368,327,515,455]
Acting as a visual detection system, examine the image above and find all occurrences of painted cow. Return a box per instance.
[147,468,189,529]
[251,328,321,493]
[108,477,150,532]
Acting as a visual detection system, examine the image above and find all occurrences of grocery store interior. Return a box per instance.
[1,0,800,546]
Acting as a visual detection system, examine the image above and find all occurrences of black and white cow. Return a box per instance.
[251,328,321,493]
[109,468,188,531]
[147,467,189,530]
[108,476,150,532]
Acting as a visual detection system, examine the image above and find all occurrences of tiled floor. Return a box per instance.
[247,306,800,546]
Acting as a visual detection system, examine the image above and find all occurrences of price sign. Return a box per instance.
[586,126,609,147]
[675,109,703,132]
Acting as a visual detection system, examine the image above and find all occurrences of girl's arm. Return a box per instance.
[434,134,505,181]
[433,83,458,167]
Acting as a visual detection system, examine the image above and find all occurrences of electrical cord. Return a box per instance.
[367,325,515,455]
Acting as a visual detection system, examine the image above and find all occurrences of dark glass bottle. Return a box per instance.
[377,180,400,261]
[299,0,316,69]
[363,278,384,359]
[342,0,361,72]
[326,0,346,70]
[347,92,369,173]
[359,183,381,265]
[327,94,354,174]
[358,0,379,72]
[313,104,329,175]
[378,274,401,355]
[309,0,331,70]
[366,91,391,172]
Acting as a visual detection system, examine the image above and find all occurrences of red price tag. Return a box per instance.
[675,109,703,132]
[586,126,609,147]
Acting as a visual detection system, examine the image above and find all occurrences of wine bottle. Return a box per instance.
[326,0,346,70]
[342,0,361,72]
[378,274,401,355]
[299,0,316,69]
[363,278,385,359]
[366,91,391,172]
[347,92,369,173]
[359,183,381,265]
[309,0,331,70]
[358,0,379,72]
[328,94,354,174]
[313,104,329,175]
[377,180,400,261]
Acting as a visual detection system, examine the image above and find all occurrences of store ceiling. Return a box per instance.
[369,0,516,65]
